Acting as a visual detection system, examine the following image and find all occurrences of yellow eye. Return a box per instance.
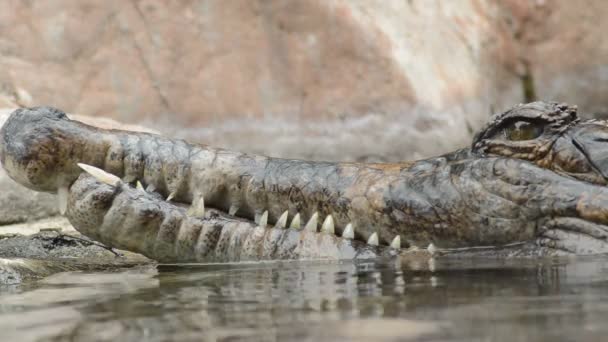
[504,121,543,141]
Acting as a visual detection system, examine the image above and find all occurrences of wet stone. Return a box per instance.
[0,231,151,285]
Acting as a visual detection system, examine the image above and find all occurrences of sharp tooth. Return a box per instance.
[290,213,301,229]
[166,191,176,202]
[187,196,205,216]
[427,243,437,255]
[275,211,289,228]
[304,212,319,232]
[77,163,121,186]
[229,204,239,216]
[136,181,145,191]
[367,232,379,246]
[58,186,68,215]
[390,235,401,249]
[321,215,334,234]
[258,210,268,227]
[342,223,354,239]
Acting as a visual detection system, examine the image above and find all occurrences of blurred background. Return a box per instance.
[0,0,606,162]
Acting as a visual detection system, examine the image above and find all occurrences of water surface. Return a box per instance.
[2,257,608,341]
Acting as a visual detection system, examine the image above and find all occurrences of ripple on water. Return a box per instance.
[2,257,608,341]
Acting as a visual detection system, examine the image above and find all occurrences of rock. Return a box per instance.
[2,1,605,161]
[0,169,55,226]
[0,0,524,161]
[0,230,146,261]
[0,217,75,236]
[0,177,59,225]
[500,0,608,117]
[0,231,150,285]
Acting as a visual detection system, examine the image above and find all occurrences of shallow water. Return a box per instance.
[1,257,608,341]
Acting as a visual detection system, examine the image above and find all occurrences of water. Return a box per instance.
[2,257,608,341]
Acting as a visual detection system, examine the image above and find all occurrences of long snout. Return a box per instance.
[0,107,89,192]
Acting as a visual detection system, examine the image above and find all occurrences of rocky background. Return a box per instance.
[0,1,607,273]
[1,0,606,162]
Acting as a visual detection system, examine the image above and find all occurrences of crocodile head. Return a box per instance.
[472,101,608,186]
[445,101,608,254]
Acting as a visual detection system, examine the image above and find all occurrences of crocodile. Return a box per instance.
[2,101,608,262]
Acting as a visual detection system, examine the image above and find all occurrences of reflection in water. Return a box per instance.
[2,257,608,341]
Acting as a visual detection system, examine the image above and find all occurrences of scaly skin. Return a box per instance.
[3,102,608,258]
[67,174,399,262]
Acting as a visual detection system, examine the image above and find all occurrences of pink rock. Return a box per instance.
[0,1,604,161]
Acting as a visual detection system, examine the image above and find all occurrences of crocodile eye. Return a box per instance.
[503,121,543,141]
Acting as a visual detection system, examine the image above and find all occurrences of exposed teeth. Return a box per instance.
[229,204,239,216]
[275,211,289,228]
[290,213,301,229]
[136,181,145,191]
[390,235,401,249]
[166,191,176,202]
[304,212,319,232]
[342,223,354,239]
[427,243,437,255]
[187,196,205,216]
[258,210,268,227]
[58,186,68,215]
[367,232,379,246]
[77,163,121,186]
[146,184,156,193]
[321,215,335,234]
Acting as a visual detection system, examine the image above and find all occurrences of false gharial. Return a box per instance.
[2,101,608,262]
